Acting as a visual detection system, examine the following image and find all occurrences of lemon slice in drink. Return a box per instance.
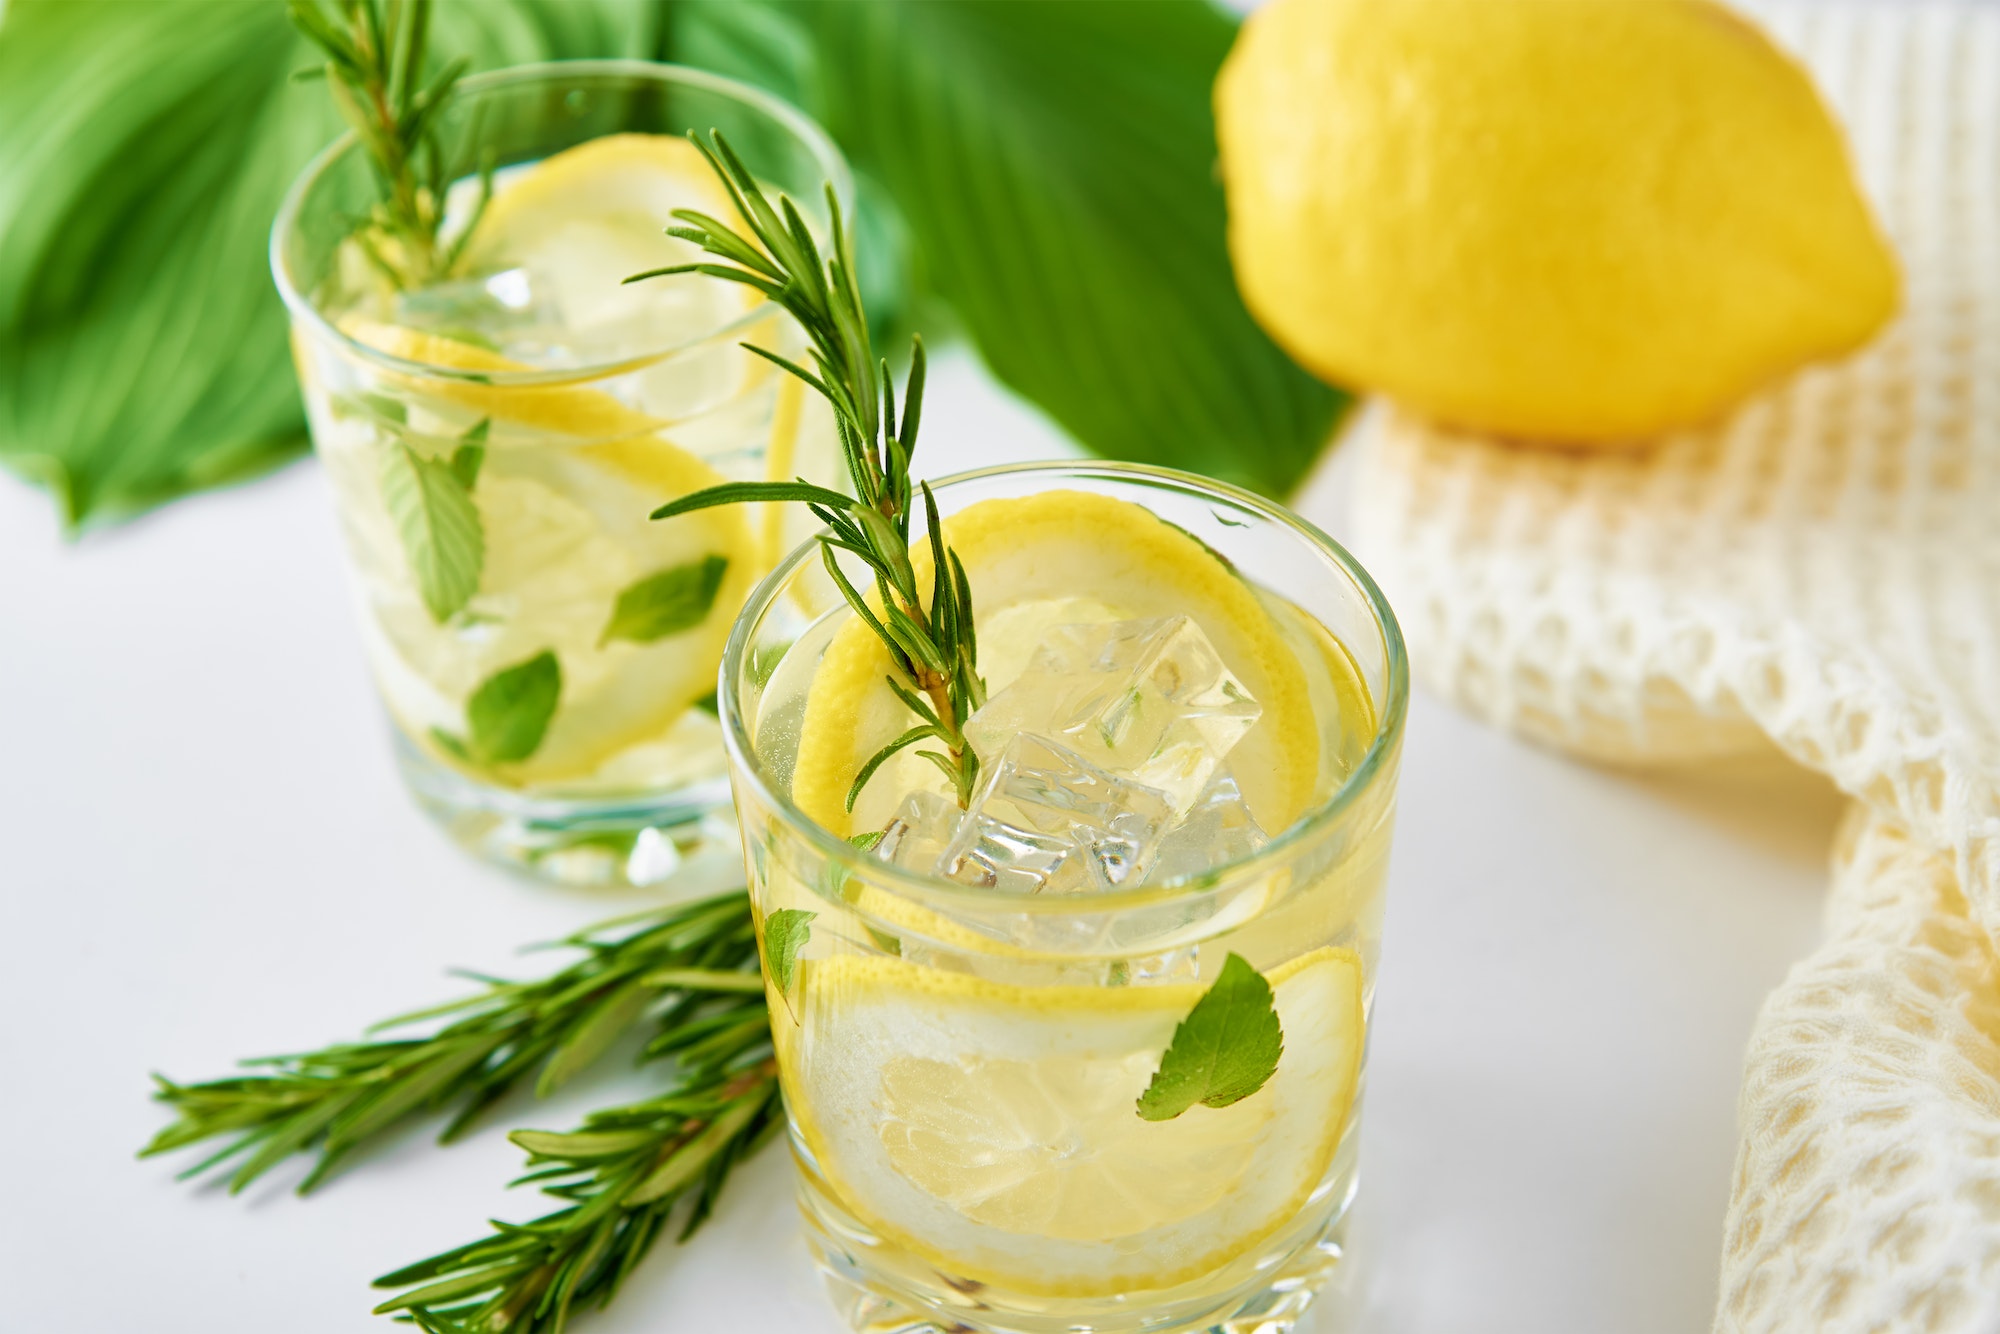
[339,316,667,439]
[460,133,754,347]
[791,490,1321,838]
[776,947,1363,1296]
[456,132,770,421]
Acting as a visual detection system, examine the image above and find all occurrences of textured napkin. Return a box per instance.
[1344,3,2000,1329]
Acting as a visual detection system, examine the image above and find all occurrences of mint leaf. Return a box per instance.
[464,650,561,764]
[821,831,897,955]
[448,419,489,489]
[762,908,816,995]
[1136,952,1283,1122]
[599,554,730,647]
[381,442,484,624]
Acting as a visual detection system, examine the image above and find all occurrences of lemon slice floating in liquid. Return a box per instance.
[459,133,757,366]
[775,947,1363,1297]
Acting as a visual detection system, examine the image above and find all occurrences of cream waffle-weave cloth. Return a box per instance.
[1345,3,2000,1330]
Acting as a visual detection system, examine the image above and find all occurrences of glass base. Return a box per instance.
[799,1159,1358,1334]
[392,730,737,887]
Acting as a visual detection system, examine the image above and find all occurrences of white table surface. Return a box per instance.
[0,347,1839,1333]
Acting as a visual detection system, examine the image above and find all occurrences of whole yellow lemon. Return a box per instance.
[1215,0,1900,446]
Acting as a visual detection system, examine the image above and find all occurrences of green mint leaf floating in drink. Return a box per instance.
[1136,953,1283,1121]
[457,650,561,765]
[762,908,816,996]
[381,439,484,624]
[447,418,488,488]
[600,553,731,647]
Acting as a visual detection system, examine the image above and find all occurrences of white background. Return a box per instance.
[0,348,1840,1332]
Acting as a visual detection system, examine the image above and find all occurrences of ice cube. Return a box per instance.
[964,616,1261,815]
[942,814,1088,895]
[1146,772,1268,884]
[873,790,963,875]
[939,734,1175,893]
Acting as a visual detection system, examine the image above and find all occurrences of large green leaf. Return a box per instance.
[668,0,1347,497]
[0,0,655,530]
[1,0,1344,529]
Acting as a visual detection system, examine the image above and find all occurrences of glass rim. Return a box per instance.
[719,458,1411,920]
[268,59,853,387]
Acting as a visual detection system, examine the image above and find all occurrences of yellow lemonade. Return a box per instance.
[275,68,851,884]
[722,466,1405,1334]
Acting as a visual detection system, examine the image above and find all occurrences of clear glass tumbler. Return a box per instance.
[272,62,850,886]
[720,462,1408,1334]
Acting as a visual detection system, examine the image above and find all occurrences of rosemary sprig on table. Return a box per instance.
[140,892,763,1196]
[373,1006,779,1334]
[288,0,486,288]
[631,133,988,809]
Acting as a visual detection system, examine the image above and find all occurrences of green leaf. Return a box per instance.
[535,979,651,1097]
[0,0,658,530]
[508,1127,661,1160]
[380,441,484,623]
[447,418,488,488]
[464,650,561,764]
[668,0,1348,498]
[650,479,857,521]
[599,553,730,647]
[846,724,939,812]
[1136,952,1283,1122]
[761,908,815,995]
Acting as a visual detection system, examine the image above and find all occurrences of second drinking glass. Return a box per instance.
[272,62,850,885]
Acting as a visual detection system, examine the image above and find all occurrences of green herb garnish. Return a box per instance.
[760,908,816,1000]
[439,649,562,766]
[381,418,487,623]
[287,0,487,288]
[599,554,731,648]
[371,1007,778,1334]
[631,132,987,810]
[139,892,763,1195]
[1135,953,1284,1121]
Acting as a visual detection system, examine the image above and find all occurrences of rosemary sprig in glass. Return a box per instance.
[288,0,487,288]
[139,891,763,1195]
[632,133,988,810]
